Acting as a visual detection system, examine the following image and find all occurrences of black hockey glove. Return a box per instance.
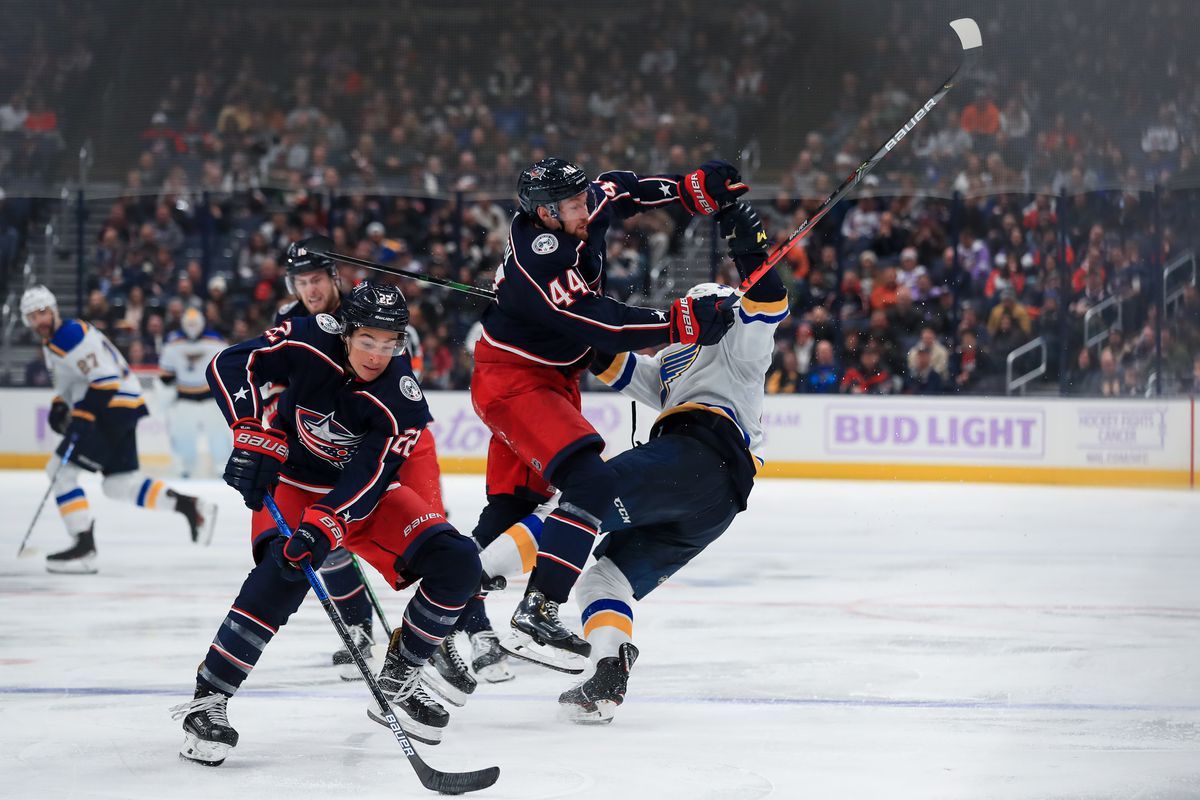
[49,397,70,436]
[588,350,619,377]
[273,504,344,580]
[717,201,770,279]
[669,294,734,346]
[65,411,95,444]
[224,419,288,511]
[679,160,749,216]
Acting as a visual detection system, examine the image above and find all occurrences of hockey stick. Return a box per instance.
[16,440,76,557]
[735,17,983,298]
[299,236,498,301]
[351,553,394,635]
[262,495,499,795]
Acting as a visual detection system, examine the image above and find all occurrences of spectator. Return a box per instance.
[988,288,1033,337]
[869,266,899,311]
[841,345,894,395]
[903,345,946,395]
[949,329,993,393]
[801,340,838,393]
[906,326,951,380]
[766,350,803,394]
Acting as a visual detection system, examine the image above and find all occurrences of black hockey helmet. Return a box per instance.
[285,237,338,277]
[340,280,410,340]
[517,157,589,218]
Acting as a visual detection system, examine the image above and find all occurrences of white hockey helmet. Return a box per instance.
[685,282,736,300]
[19,284,58,327]
[181,306,206,339]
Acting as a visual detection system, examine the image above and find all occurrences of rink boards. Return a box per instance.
[0,388,1193,488]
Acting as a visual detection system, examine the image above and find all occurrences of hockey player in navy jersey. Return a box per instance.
[21,285,216,574]
[171,281,481,764]
[475,202,787,722]
[273,242,447,682]
[469,157,746,672]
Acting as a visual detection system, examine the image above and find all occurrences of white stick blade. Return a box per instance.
[950,18,982,50]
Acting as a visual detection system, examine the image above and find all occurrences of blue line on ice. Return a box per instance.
[3,685,1199,713]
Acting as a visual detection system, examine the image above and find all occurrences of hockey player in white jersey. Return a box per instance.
[160,308,231,477]
[471,202,787,720]
[21,286,218,573]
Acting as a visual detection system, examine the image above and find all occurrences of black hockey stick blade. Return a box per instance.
[414,758,501,796]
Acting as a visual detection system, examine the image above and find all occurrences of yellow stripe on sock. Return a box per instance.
[503,523,538,574]
[58,499,89,515]
[146,480,165,509]
[583,610,633,638]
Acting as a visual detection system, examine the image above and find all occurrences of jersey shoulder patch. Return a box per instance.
[50,319,87,353]
[531,233,559,255]
[399,375,423,402]
[316,313,344,335]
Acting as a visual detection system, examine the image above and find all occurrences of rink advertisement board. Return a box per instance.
[0,388,1192,488]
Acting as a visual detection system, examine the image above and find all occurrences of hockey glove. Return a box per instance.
[588,350,619,377]
[274,504,344,579]
[48,397,70,436]
[669,294,735,346]
[224,419,288,511]
[679,160,749,216]
[717,200,770,275]
[64,410,95,444]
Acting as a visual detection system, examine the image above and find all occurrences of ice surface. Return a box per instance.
[2,472,1198,799]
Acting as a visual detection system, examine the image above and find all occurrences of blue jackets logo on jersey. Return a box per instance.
[532,233,558,255]
[295,406,364,467]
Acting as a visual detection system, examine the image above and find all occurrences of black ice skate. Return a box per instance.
[170,490,218,546]
[499,591,590,674]
[45,526,97,574]
[171,686,239,766]
[370,633,449,745]
[558,643,639,725]
[470,629,515,683]
[331,621,375,681]
[422,632,477,707]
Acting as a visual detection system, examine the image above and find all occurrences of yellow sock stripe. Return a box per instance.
[146,480,165,509]
[596,352,630,385]
[583,610,633,639]
[502,523,539,574]
[58,499,90,516]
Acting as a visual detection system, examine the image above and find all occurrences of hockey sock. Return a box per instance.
[101,472,177,511]
[533,450,616,603]
[197,558,309,696]
[394,532,480,665]
[470,493,542,548]
[319,548,373,628]
[575,557,636,662]
[48,457,91,536]
[479,513,544,580]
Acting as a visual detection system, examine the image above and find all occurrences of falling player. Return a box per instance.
[159,308,231,477]
[476,202,786,722]
[469,157,744,673]
[171,281,480,765]
[21,285,217,573]
[274,242,447,681]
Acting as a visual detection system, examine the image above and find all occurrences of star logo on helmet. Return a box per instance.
[529,166,546,179]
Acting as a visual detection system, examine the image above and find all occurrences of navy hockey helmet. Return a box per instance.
[517,157,589,218]
[340,280,410,356]
[285,237,338,290]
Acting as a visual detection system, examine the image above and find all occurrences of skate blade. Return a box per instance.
[421,663,472,707]
[194,501,218,546]
[498,631,588,674]
[46,555,98,575]
[366,707,443,745]
[179,733,231,766]
[557,700,617,725]
[474,661,516,683]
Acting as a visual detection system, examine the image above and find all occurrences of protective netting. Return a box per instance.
[1,0,1197,198]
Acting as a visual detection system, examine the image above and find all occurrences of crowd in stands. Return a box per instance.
[4,1,1200,395]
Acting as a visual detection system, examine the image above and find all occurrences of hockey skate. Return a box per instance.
[470,629,515,683]
[171,686,239,766]
[499,591,590,674]
[170,490,218,546]
[331,621,375,681]
[558,643,639,724]
[45,526,98,574]
[370,631,449,745]
[422,632,477,707]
